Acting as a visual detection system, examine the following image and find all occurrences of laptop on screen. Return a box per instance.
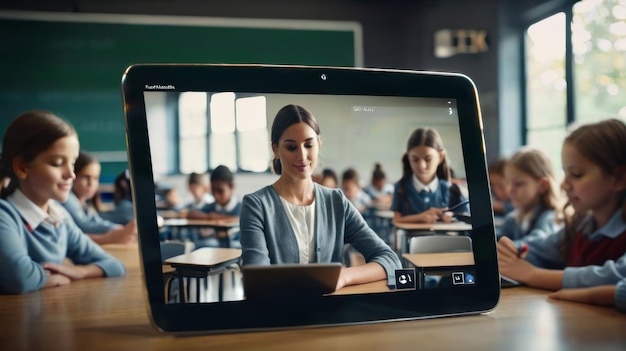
[242,263,342,300]
[121,64,501,334]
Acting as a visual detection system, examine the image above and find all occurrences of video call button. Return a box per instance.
[452,272,465,285]
[395,269,416,290]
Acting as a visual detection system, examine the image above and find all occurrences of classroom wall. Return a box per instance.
[0,0,560,166]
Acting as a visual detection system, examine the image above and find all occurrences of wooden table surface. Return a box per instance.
[403,252,475,267]
[2,244,626,351]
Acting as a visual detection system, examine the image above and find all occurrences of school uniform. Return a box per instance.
[347,190,372,213]
[390,175,469,216]
[61,191,118,234]
[184,193,215,211]
[617,279,626,313]
[364,183,394,200]
[100,198,134,225]
[497,205,561,245]
[0,190,126,294]
[525,208,626,288]
[240,184,402,286]
[195,196,241,248]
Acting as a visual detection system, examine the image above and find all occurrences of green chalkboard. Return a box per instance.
[0,11,360,179]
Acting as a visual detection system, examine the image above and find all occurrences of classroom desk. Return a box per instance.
[162,218,240,245]
[2,270,626,351]
[393,221,473,254]
[403,252,476,288]
[163,247,242,303]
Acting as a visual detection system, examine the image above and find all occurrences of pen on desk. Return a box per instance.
[517,243,528,258]
[447,200,470,212]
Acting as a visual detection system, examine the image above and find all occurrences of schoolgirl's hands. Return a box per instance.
[106,220,137,244]
[42,263,90,280]
[417,208,446,223]
[497,236,535,283]
[43,272,71,289]
[548,285,617,307]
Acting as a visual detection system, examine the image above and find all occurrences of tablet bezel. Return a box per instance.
[121,64,500,334]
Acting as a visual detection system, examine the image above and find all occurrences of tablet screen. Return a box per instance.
[122,65,500,334]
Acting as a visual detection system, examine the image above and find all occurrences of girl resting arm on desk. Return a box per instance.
[549,278,626,313]
[391,127,469,224]
[498,118,626,291]
[0,111,126,294]
[240,104,401,290]
[61,151,137,245]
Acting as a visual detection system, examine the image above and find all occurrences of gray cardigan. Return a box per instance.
[240,184,401,285]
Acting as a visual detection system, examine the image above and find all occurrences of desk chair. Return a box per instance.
[409,235,472,253]
[161,241,194,303]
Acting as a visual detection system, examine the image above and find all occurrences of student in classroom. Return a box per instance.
[341,168,372,214]
[496,147,562,245]
[100,170,135,225]
[183,172,215,211]
[391,127,470,224]
[488,156,515,216]
[363,163,394,209]
[240,104,401,290]
[61,152,137,245]
[187,165,241,248]
[498,118,626,291]
[0,111,125,294]
[319,168,339,188]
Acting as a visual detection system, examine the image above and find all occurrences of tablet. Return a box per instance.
[121,64,501,334]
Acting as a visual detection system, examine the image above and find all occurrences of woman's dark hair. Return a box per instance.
[397,127,450,213]
[270,104,320,175]
[342,168,360,184]
[0,111,76,199]
[74,151,103,212]
[113,169,132,205]
[210,165,234,184]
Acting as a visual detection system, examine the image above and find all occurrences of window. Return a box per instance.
[525,12,568,169]
[178,92,208,174]
[177,91,271,174]
[573,0,626,122]
[523,0,626,169]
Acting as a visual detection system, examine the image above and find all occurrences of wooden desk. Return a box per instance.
[393,221,472,254]
[2,272,625,351]
[164,247,242,303]
[402,252,475,289]
[331,279,391,295]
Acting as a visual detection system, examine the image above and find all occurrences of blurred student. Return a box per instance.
[489,156,514,216]
[0,111,125,294]
[320,168,339,188]
[497,147,562,245]
[184,172,215,211]
[364,163,394,209]
[61,152,136,245]
[341,168,372,214]
[240,104,401,290]
[100,170,135,225]
[391,127,469,224]
[187,165,241,247]
[498,119,626,291]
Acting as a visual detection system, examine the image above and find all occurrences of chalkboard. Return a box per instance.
[0,11,361,180]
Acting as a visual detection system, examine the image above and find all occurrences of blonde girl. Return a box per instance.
[497,147,562,245]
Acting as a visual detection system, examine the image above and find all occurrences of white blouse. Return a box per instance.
[279,197,316,263]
